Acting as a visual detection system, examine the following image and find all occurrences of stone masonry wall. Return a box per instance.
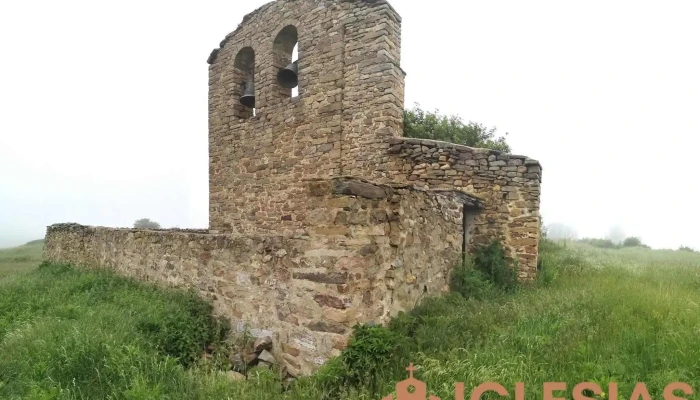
[385,138,543,279]
[208,0,405,236]
[44,178,469,376]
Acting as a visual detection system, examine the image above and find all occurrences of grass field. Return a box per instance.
[0,239,43,277]
[0,240,699,399]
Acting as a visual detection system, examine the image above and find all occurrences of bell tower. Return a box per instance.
[206,0,405,236]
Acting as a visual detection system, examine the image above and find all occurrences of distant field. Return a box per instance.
[0,239,699,399]
[0,239,43,277]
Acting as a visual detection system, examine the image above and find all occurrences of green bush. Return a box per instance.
[622,236,643,247]
[449,258,498,300]
[403,104,510,152]
[136,292,230,367]
[578,237,619,249]
[313,324,404,398]
[449,240,518,301]
[472,240,519,292]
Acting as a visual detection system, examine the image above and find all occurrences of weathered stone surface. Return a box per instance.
[307,321,347,334]
[331,179,390,199]
[207,0,405,235]
[229,353,246,373]
[253,336,273,352]
[224,370,247,382]
[257,350,276,364]
[313,294,346,309]
[292,271,348,284]
[42,0,541,381]
[383,138,542,279]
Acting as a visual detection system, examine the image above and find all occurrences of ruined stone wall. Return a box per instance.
[385,138,543,279]
[44,178,466,376]
[207,0,404,236]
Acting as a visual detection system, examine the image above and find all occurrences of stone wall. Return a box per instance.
[43,0,544,378]
[384,138,543,279]
[207,0,405,236]
[44,178,472,376]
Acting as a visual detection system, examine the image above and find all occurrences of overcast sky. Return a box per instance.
[1,0,699,250]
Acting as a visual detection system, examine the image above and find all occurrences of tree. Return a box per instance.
[133,218,161,229]
[622,236,643,247]
[605,226,626,245]
[403,103,511,152]
[546,223,579,241]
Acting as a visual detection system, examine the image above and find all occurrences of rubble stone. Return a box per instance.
[42,0,541,378]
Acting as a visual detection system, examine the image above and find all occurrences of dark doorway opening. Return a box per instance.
[462,204,477,264]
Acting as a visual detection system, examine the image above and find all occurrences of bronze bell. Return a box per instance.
[239,80,255,108]
[277,60,299,89]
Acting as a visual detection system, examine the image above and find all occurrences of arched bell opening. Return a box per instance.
[233,47,256,118]
[273,25,299,99]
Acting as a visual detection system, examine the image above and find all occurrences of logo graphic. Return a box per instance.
[381,364,695,400]
[383,363,440,400]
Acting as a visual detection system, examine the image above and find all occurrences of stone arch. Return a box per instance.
[233,46,256,118]
[272,25,299,99]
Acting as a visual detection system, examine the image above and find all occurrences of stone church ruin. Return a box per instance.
[44,0,542,376]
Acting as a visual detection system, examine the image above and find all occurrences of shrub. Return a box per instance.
[578,237,619,249]
[449,258,498,300]
[133,218,161,229]
[449,240,518,301]
[622,236,643,247]
[313,324,404,398]
[136,292,230,367]
[403,104,510,152]
[472,240,519,292]
[679,245,697,253]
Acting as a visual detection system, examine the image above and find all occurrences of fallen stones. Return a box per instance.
[224,370,246,382]
[253,336,273,352]
[219,334,301,383]
[258,349,276,364]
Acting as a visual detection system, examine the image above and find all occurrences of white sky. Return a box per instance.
[1,0,699,250]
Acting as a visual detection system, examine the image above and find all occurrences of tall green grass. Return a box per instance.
[303,240,700,399]
[1,240,699,399]
[0,240,44,277]
[0,262,300,399]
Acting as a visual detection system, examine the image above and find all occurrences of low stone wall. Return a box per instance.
[385,138,542,279]
[43,177,470,376]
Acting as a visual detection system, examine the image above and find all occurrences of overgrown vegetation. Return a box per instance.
[133,218,161,229]
[578,237,620,249]
[577,236,649,250]
[0,262,242,399]
[449,240,518,300]
[2,237,700,399]
[403,104,511,152]
[302,238,700,399]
